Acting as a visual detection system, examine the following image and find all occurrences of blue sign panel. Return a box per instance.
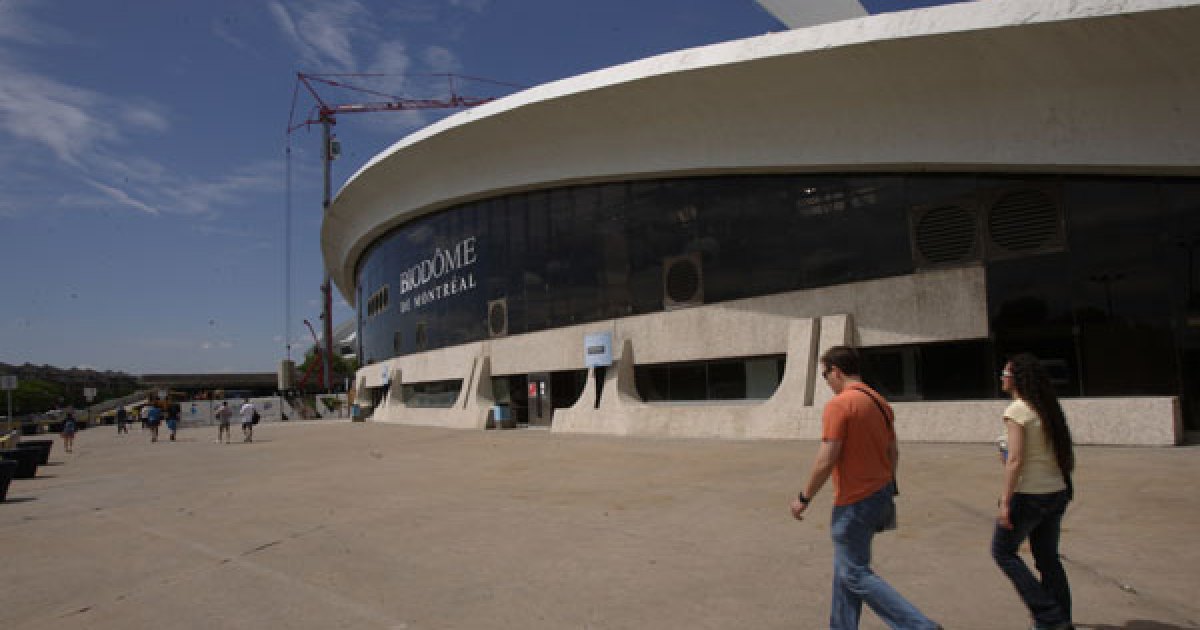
[584,332,613,368]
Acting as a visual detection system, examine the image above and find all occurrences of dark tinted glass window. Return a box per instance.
[1065,180,1178,396]
[633,355,784,402]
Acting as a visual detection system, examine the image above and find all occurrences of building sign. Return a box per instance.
[584,332,613,368]
[397,236,479,314]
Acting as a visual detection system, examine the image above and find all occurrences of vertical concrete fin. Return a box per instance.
[460,357,478,410]
[614,338,643,403]
[465,356,493,429]
[770,317,818,410]
[801,317,820,407]
[813,314,854,410]
[565,365,599,414]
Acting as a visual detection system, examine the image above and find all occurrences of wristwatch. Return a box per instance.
[796,492,811,505]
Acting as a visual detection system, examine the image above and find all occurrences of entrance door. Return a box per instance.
[526,373,553,427]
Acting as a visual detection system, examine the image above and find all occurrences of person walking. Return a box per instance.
[139,404,150,430]
[166,403,181,441]
[147,404,162,442]
[993,353,1076,630]
[215,401,233,444]
[239,399,257,443]
[116,406,129,434]
[790,345,940,630]
[61,410,78,453]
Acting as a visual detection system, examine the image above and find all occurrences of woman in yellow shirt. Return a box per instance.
[994,353,1076,630]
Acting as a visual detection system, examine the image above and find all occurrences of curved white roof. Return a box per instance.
[325,0,1200,304]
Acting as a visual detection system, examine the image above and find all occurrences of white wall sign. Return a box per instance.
[584,332,613,368]
[83,387,97,401]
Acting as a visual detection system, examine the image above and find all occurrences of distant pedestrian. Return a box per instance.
[993,353,1076,630]
[61,411,78,453]
[215,401,233,444]
[147,404,162,442]
[790,346,940,630]
[140,405,150,430]
[116,406,129,434]
[239,400,257,443]
[166,403,180,441]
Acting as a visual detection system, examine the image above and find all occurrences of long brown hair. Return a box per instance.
[1008,353,1075,477]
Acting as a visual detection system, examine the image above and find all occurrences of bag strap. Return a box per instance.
[849,384,900,495]
[850,384,893,428]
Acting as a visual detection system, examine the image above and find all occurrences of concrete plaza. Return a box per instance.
[1,420,1197,629]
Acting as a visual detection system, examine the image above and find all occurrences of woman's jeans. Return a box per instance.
[830,484,938,629]
[991,489,1072,626]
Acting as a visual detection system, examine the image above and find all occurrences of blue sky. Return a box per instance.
[0,0,957,375]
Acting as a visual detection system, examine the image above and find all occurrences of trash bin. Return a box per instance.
[351,404,363,422]
[0,448,39,479]
[493,404,515,429]
[17,440,53,466]
[0,460,17,502]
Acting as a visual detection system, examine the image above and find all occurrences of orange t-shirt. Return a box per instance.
[821,383,896,506]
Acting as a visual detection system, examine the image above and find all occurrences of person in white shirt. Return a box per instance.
[239,400,257,443]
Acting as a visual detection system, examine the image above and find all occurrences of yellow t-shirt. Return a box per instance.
[1005,399,1067,494]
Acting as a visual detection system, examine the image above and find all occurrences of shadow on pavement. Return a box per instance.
[1,496,39,504]
[1078,621,1197,629]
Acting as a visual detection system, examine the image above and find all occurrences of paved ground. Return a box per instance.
[1,420,1198,630]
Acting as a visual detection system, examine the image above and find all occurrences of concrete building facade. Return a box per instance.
[324,1,1200,445]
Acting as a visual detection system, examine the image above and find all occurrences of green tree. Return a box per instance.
[296,350,358,391]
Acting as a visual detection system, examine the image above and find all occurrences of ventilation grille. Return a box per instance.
[913,204,979,265]
[487,298,508,338]
[987,189,1062,256]
[663,254,703,309]
[910,186,1065,268]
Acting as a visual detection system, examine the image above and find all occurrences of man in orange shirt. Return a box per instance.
[791,346,940,630]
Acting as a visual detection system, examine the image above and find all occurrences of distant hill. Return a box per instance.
[0,362,140,416]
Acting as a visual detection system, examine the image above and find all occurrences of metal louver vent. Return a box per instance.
[914,204,978,266]
[987,190,1061,254]
[663,254,703,309]
[487,298,508,338]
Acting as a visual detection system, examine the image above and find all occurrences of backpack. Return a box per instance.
[252,410,261,425]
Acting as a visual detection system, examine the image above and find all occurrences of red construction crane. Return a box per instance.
[285,72,519,394]
[296,319,325,394]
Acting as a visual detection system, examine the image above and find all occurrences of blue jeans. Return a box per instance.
[830,484,938,629]
[991,490,1072,627]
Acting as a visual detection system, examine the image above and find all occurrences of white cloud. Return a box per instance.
[0,0,69,45]
[0,61,118,166]
[423,45,461,74]
[84,178,161,216]
[269,0,370,71]
[156,159,281,217]
[368,40,412,85]
[448,0,490,12]
[211,18,253,53]
[122,104,171,134]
